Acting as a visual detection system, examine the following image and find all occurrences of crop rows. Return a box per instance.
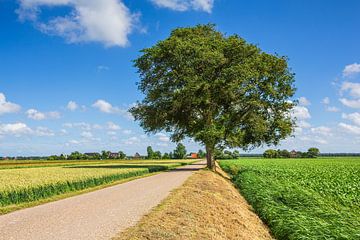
[0,160,192,208]
[220,158,360,239]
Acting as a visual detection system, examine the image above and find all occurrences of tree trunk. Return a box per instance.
[206,145,216,171]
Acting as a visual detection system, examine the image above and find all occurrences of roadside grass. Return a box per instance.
[220,158,360,240]
[0,159,196,214]
[114,170,272,240]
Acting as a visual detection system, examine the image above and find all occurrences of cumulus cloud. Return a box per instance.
[326,106,340,112]
[340,82,360,98]
[155,132,170,142]
[339,122,360,135]
[26,109,61,120]
[298,97,310,106]
[0,123,54,137]
[35,127,55,136]
[67,101,78,111]
[107,121,121,130]
[0,93,21,115]
[0,122,32,136]
[322,97,330,105]
[310,126,332,136]
[342,112,360,126]
[63,122,98,130]
[80,131,93,138]
[343,63,360,77]
[92,99,133,119]
[17,0,138,47]
[339,98,360,109]
[292,106,311,120]
[150,0,214,13]
[297,121,311,129]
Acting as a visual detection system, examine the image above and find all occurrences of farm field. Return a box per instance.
[220,157,360,240]
[0,159,195,214]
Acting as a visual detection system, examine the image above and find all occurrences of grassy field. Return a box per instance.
[0,159,195,213]
[220,157,360,239]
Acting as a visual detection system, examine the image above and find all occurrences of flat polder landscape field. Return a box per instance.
[220,157,360,239]
[0,159,195,214]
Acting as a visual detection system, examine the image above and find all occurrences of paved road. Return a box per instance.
[0,162,205,240]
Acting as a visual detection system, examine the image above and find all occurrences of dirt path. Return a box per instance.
[0,162,205,240]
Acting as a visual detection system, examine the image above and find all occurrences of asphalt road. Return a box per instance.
[0,161,205,240]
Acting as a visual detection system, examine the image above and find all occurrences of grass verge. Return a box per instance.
[114,170,272,240]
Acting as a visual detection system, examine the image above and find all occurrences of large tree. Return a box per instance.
[130,24,296,170]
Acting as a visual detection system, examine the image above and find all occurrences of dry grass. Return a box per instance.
[114,170,273,240]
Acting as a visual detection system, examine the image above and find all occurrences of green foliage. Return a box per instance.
[173,143,187,159]
[162,153,170,159]
[154,151,162,159]
[307,147,320,158]
[197,149,206,158]
[118,151,126,159]
[263,149,279,158]
[147,146,155,159]
[263,148,320,158]
[214,148,242,159]
[220,158,360,239]
[130,24,296,163]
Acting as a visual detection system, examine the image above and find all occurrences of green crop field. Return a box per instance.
[220,158,360,240]
[0,159,195,212]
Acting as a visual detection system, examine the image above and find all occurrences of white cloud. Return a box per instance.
[151,0,214,13]
[339,122,360,135]
[322,97,330,105]
[297,121,311,129]
[63,122,106,131]
[107,121,121,130]
[97,65,109,71]
[342,112,360,126]
[326,106,340,112]
[92,100,117,113]
[123,136,140,145]
[292,106,311,120]
[81,131,93,138]
[107,131,117,136]
[35,127,55,136]
[0,93,21,115]
[26,109,61,120]
[26,109,46,120]
[0,122,32,136]
[155,132,170,142]
[340,82,360,98]
[343,63,360,77]
[92,99,133,119]
[298,97,310,106]
[122,129,132,135]
[310,126,332,136]
[17,0,138,47]
[67,101,78,111]
[339,98,360,109]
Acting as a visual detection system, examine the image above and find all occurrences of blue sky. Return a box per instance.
[1,0,360,156]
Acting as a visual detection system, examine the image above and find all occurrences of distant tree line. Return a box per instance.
[47,150,127,160]
[263,148,320,159]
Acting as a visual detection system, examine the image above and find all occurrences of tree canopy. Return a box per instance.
[130,24,296,170]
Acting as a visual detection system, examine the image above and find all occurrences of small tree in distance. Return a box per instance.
[173,143,187,159]
[307,148,320,158]
[130,24,296,170]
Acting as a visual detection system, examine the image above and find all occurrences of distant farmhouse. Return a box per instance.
[187,152,199,159]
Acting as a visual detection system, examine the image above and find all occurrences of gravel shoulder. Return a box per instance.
[0,161,205,240]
